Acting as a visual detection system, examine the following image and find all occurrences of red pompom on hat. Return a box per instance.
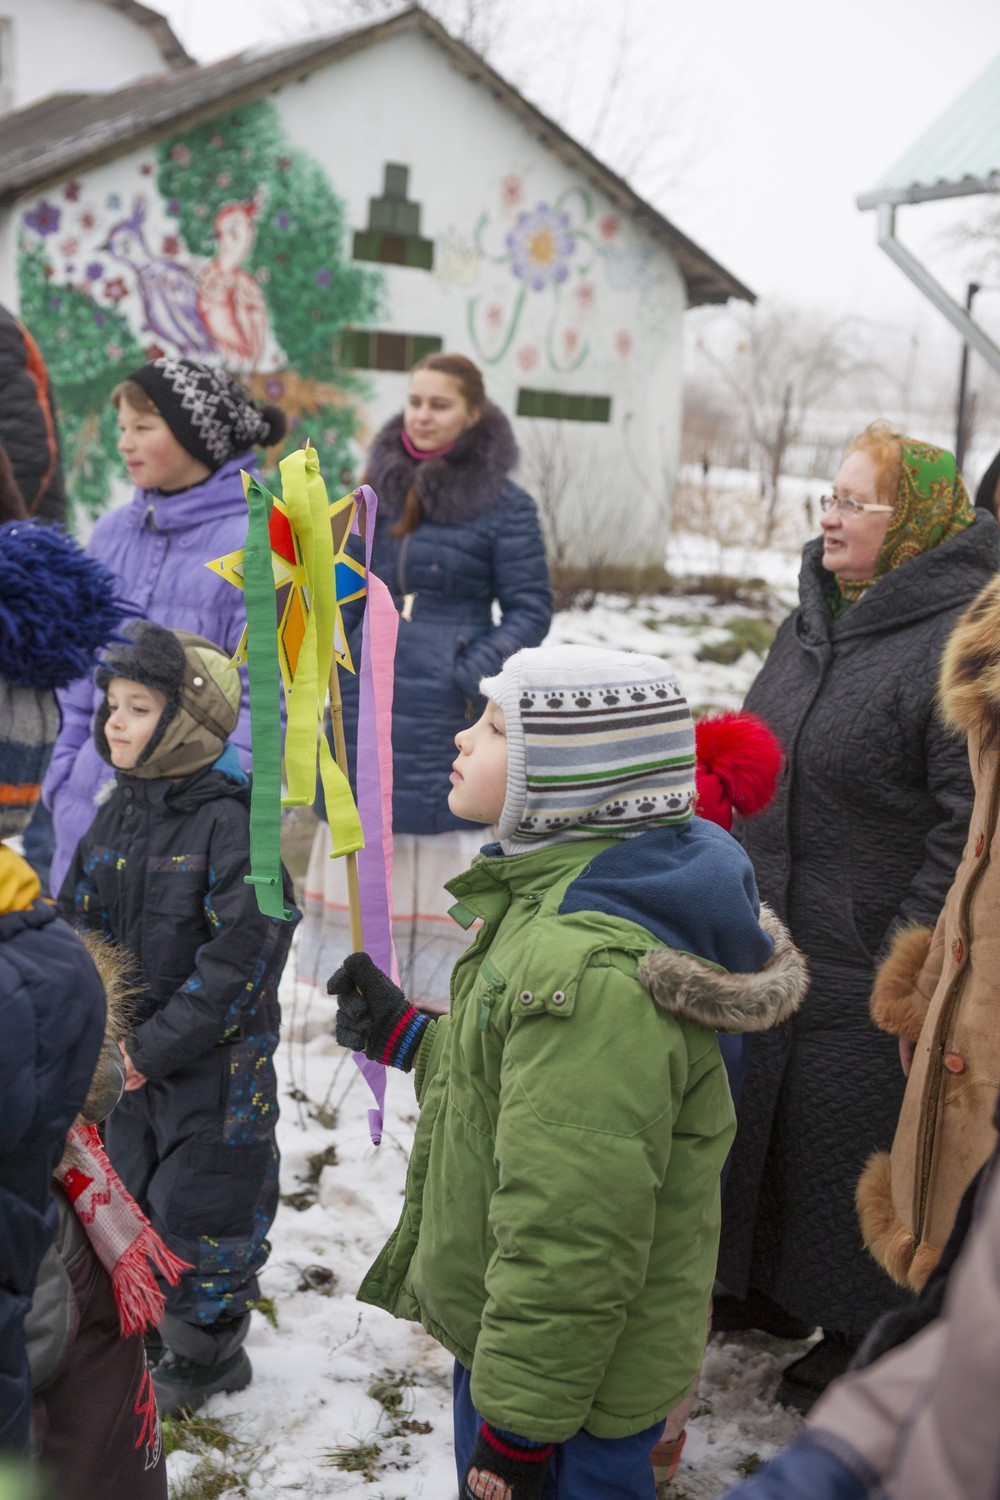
[695,710,783,831]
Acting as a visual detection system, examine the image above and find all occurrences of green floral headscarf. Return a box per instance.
[837,438,975,605]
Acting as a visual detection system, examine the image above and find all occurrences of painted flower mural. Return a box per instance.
[24,201,61,238]
[506,204,575,292]
[468,187,600,372]
[464,181,666,377]
[17,97,382,519]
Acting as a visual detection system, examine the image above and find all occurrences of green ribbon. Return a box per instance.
[242,474,295,920]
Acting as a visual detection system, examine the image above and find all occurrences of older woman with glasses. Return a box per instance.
[714,421,1000,1412]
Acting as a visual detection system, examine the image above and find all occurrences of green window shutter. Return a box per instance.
[515,388,613,423]
[410,335,443,364]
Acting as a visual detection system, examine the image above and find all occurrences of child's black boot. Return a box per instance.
[153,1312,252,1417]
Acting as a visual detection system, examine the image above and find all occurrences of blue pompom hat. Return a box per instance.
[0,521,138,839]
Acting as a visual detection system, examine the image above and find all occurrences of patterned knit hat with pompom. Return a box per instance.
[0,521,138,839]
[480,644,697,855]
[126,358,286,473]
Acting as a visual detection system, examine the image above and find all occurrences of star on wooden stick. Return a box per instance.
[207,485,367,685]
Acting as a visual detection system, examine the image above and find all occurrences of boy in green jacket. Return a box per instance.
[328,645,807,1499]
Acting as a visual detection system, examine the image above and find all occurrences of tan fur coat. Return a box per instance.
[859,571,1000,1289]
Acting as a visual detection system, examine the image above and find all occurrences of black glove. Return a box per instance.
[460,1424,553,1500]
[327,951,430,1071]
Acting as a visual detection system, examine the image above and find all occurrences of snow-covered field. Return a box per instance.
[166,554,811,1498]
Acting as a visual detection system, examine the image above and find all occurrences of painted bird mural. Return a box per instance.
[103,197,215,358]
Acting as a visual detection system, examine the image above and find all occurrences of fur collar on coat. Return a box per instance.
[366,403,519,525]
[638,904,808,1033]
[937,570,1000,741]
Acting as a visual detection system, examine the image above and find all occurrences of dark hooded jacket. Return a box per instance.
[0,891,105,1454]
[341,404,552,835]
[57,750,298,1082]
[718,514,1000,1337]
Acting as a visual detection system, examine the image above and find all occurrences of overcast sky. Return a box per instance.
[150,0,1000,361]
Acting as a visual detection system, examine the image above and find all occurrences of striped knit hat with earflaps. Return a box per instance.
[481,644,697,855]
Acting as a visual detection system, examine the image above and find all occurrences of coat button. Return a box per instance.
[942,1052,966,1074]
[952,938,965,963]
[519,990,534,1005]
[551,991,566,1005]
[975,834,986,857]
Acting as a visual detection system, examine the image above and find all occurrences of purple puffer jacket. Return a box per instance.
[43,455,257,894]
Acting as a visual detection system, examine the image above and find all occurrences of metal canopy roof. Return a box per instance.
[855,50,1000,377]
[857,50,1000,208]
[0,6,753,308]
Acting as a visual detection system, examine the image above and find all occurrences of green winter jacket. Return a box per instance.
[358,827,807,1441]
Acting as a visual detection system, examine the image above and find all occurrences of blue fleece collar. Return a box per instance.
[559,821,774,974]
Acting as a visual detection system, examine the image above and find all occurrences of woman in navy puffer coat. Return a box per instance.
[300,354,551,1008]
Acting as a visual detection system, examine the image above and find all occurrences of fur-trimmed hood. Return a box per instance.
[366,403,519,525]
[938,570,1000,737]
[637,903,808,1033]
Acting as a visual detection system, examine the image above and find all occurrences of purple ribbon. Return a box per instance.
[350,484,399,1144]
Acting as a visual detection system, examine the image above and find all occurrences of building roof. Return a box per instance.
[94,0,193,70]
[857,50,1000,208]
[0,5,752,307]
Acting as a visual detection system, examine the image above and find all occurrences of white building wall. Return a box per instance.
[0,0,169,112]
[278,29,685,566]
[0,25,691,564]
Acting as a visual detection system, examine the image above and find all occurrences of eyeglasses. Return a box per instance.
[819,494,894,517]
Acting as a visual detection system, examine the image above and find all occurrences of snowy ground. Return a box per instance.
[165,550,811,1498]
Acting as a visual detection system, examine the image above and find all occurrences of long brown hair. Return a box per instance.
[378,353,486,537]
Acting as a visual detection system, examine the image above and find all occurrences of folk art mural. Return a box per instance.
[17,98,382,516]
[461,177,671,381]
[17,98,675,520]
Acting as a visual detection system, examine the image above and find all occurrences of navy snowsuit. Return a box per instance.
[57,750,299,1330]
[0,900,105,1453]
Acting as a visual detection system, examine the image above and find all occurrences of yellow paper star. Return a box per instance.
[207,483,367,685]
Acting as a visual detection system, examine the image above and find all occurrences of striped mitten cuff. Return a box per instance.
[328,951,430,1072]
[460,1421,553,1500]
[376,1004,430,1072]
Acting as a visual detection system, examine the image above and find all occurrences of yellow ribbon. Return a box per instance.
[278,450,364,858]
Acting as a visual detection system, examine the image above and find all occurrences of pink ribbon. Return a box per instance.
[350,484,399,1144]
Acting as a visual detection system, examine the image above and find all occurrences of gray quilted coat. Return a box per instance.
[717,515,1000,1337]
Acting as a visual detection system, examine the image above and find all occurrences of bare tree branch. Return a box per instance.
[694,302,873,541]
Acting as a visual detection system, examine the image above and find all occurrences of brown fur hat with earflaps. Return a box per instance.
[93,620,241,780]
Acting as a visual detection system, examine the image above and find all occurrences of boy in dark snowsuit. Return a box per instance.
[58,621,299,1416]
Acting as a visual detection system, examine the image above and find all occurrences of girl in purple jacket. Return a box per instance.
[42,358,285,893]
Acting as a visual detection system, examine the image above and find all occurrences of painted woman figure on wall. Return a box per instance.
[197,195,273,372]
